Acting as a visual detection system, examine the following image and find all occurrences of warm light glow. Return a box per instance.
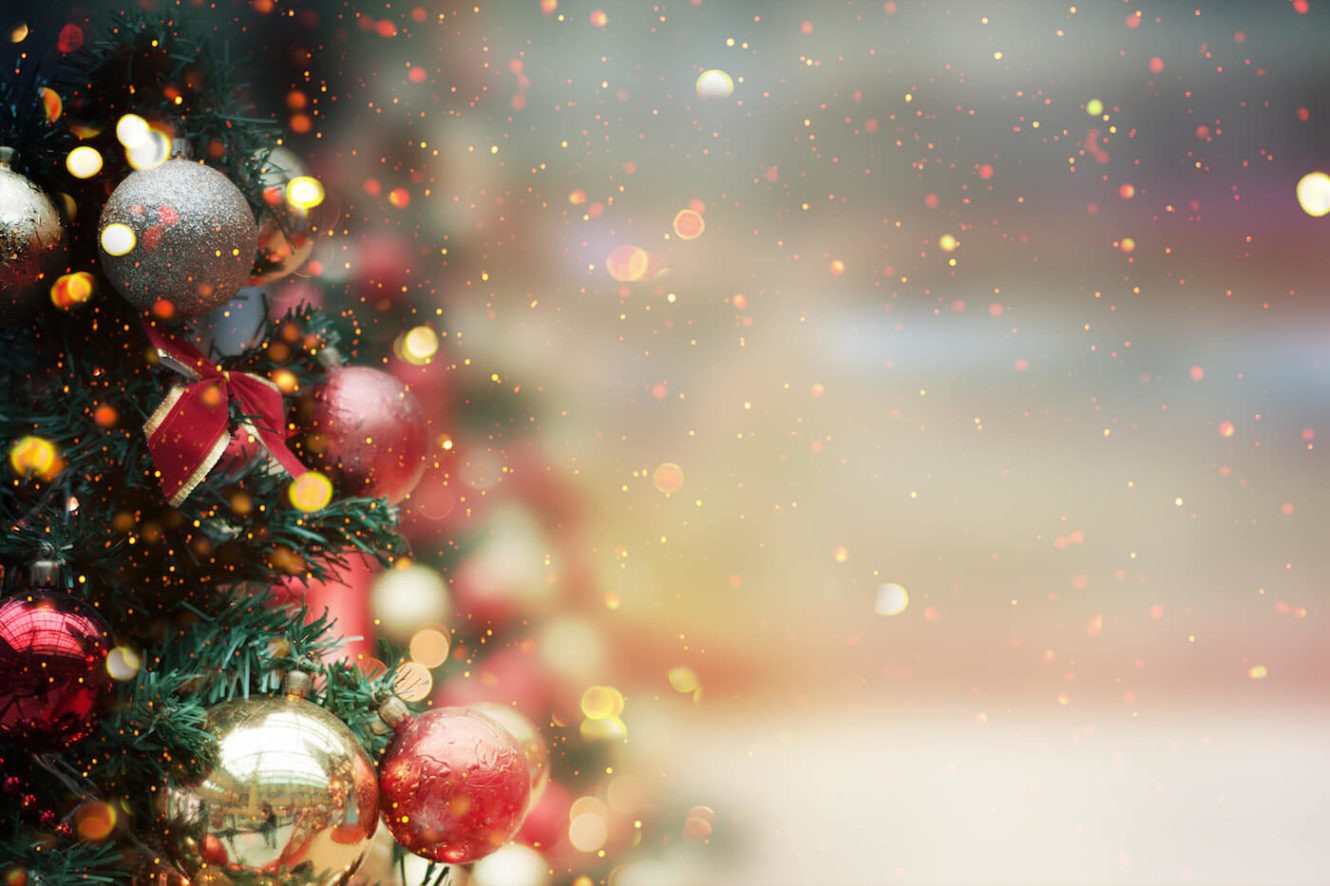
[580,684,625,720]
[66,145,103,178]
[668,666,700,693]
[568,812,609,852]
[392,661,434,701]
[9,436,62,480]
[106,646,142,681]
[50,271,96,309]
[288,470,333,511]
[115,113,150,147]
[409,627,451,668]
[875,582,910,616]
[652,462,684,494]
[73,801,116,842]
[399,325,439,364]
[127,128,171,170]
[606,244,649,282]
[100,223,136,257]
[696,68,735,99]
[672,208,705,240]
[371,564,451,640]
[1296,171,1330,217]
[287,175,326,209]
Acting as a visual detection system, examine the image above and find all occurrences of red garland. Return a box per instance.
[141,321,307,505]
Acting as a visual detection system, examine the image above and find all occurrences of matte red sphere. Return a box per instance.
[379,707,531,863]
[302,366,428,505]
[0,590,112,744]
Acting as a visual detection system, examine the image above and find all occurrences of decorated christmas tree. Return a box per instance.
[0,7,632,885]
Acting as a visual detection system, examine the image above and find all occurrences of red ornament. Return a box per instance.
[0,563,112,745]
[378,705,531,863]
[299,366,428,505]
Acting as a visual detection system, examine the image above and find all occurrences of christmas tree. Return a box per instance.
[0,7,625,884]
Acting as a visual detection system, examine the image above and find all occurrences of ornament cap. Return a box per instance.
[316,345,342,369]
[169,138,191,160]
[28,559,61,590]
[378,695,412,731]
[283,669,312,699]
[0,146,13,170]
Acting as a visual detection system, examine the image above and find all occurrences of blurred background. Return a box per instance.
[20,0,1330,882]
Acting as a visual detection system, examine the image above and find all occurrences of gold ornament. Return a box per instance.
[249,146,318,285]
[161,672,380,885]
[0,146,66,323]
[98,153,257,318]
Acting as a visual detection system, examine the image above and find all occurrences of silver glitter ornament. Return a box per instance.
[0,146,66,323]
[98,157,257,318]
[161,672,380,885]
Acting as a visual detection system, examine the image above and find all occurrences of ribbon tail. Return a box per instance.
[144,381,232,506]
[167,434,230,507]
[231,375,308,480]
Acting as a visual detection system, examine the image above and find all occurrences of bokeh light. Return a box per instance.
[288,470,333,511]
[606,244,649,282]
[287,175,325,209]
[371,562,450,641]
[72,802,116,842]
[99,223,136,257]
[8,436,62,480]
[1296,171,1330,217]
[581,684,625,720]
[126,128,171,170]
[66,146,103,178]
[397,325,439,365]
[50,271,96,309]
[106,646,141,681]
[392,660,433,701]
[651,462,684,494]
[472,845,550,886]
[114,114,150,147]
[408,627,451,668]
[874,582,909,616]
[667,666,700,693]
[672,208,705,240]
[695,69,734,99]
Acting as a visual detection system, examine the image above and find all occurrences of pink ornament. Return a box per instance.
[297,366,428,504]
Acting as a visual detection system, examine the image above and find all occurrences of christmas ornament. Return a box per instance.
[161,671,380,885]
[0,559,112,745]
[0,146,66,322]
[98,155,257,318]
[249,147,319,284]
[467,703,549,810]
[142,321,307,505]
[295,366,428,505]
[377,700,531,864]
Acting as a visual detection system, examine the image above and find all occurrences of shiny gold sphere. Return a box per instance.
[161,694,379,885]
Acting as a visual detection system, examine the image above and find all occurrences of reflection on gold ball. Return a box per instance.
[161,694,379,885]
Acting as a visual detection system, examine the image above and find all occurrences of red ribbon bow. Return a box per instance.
[142,322,306,506]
